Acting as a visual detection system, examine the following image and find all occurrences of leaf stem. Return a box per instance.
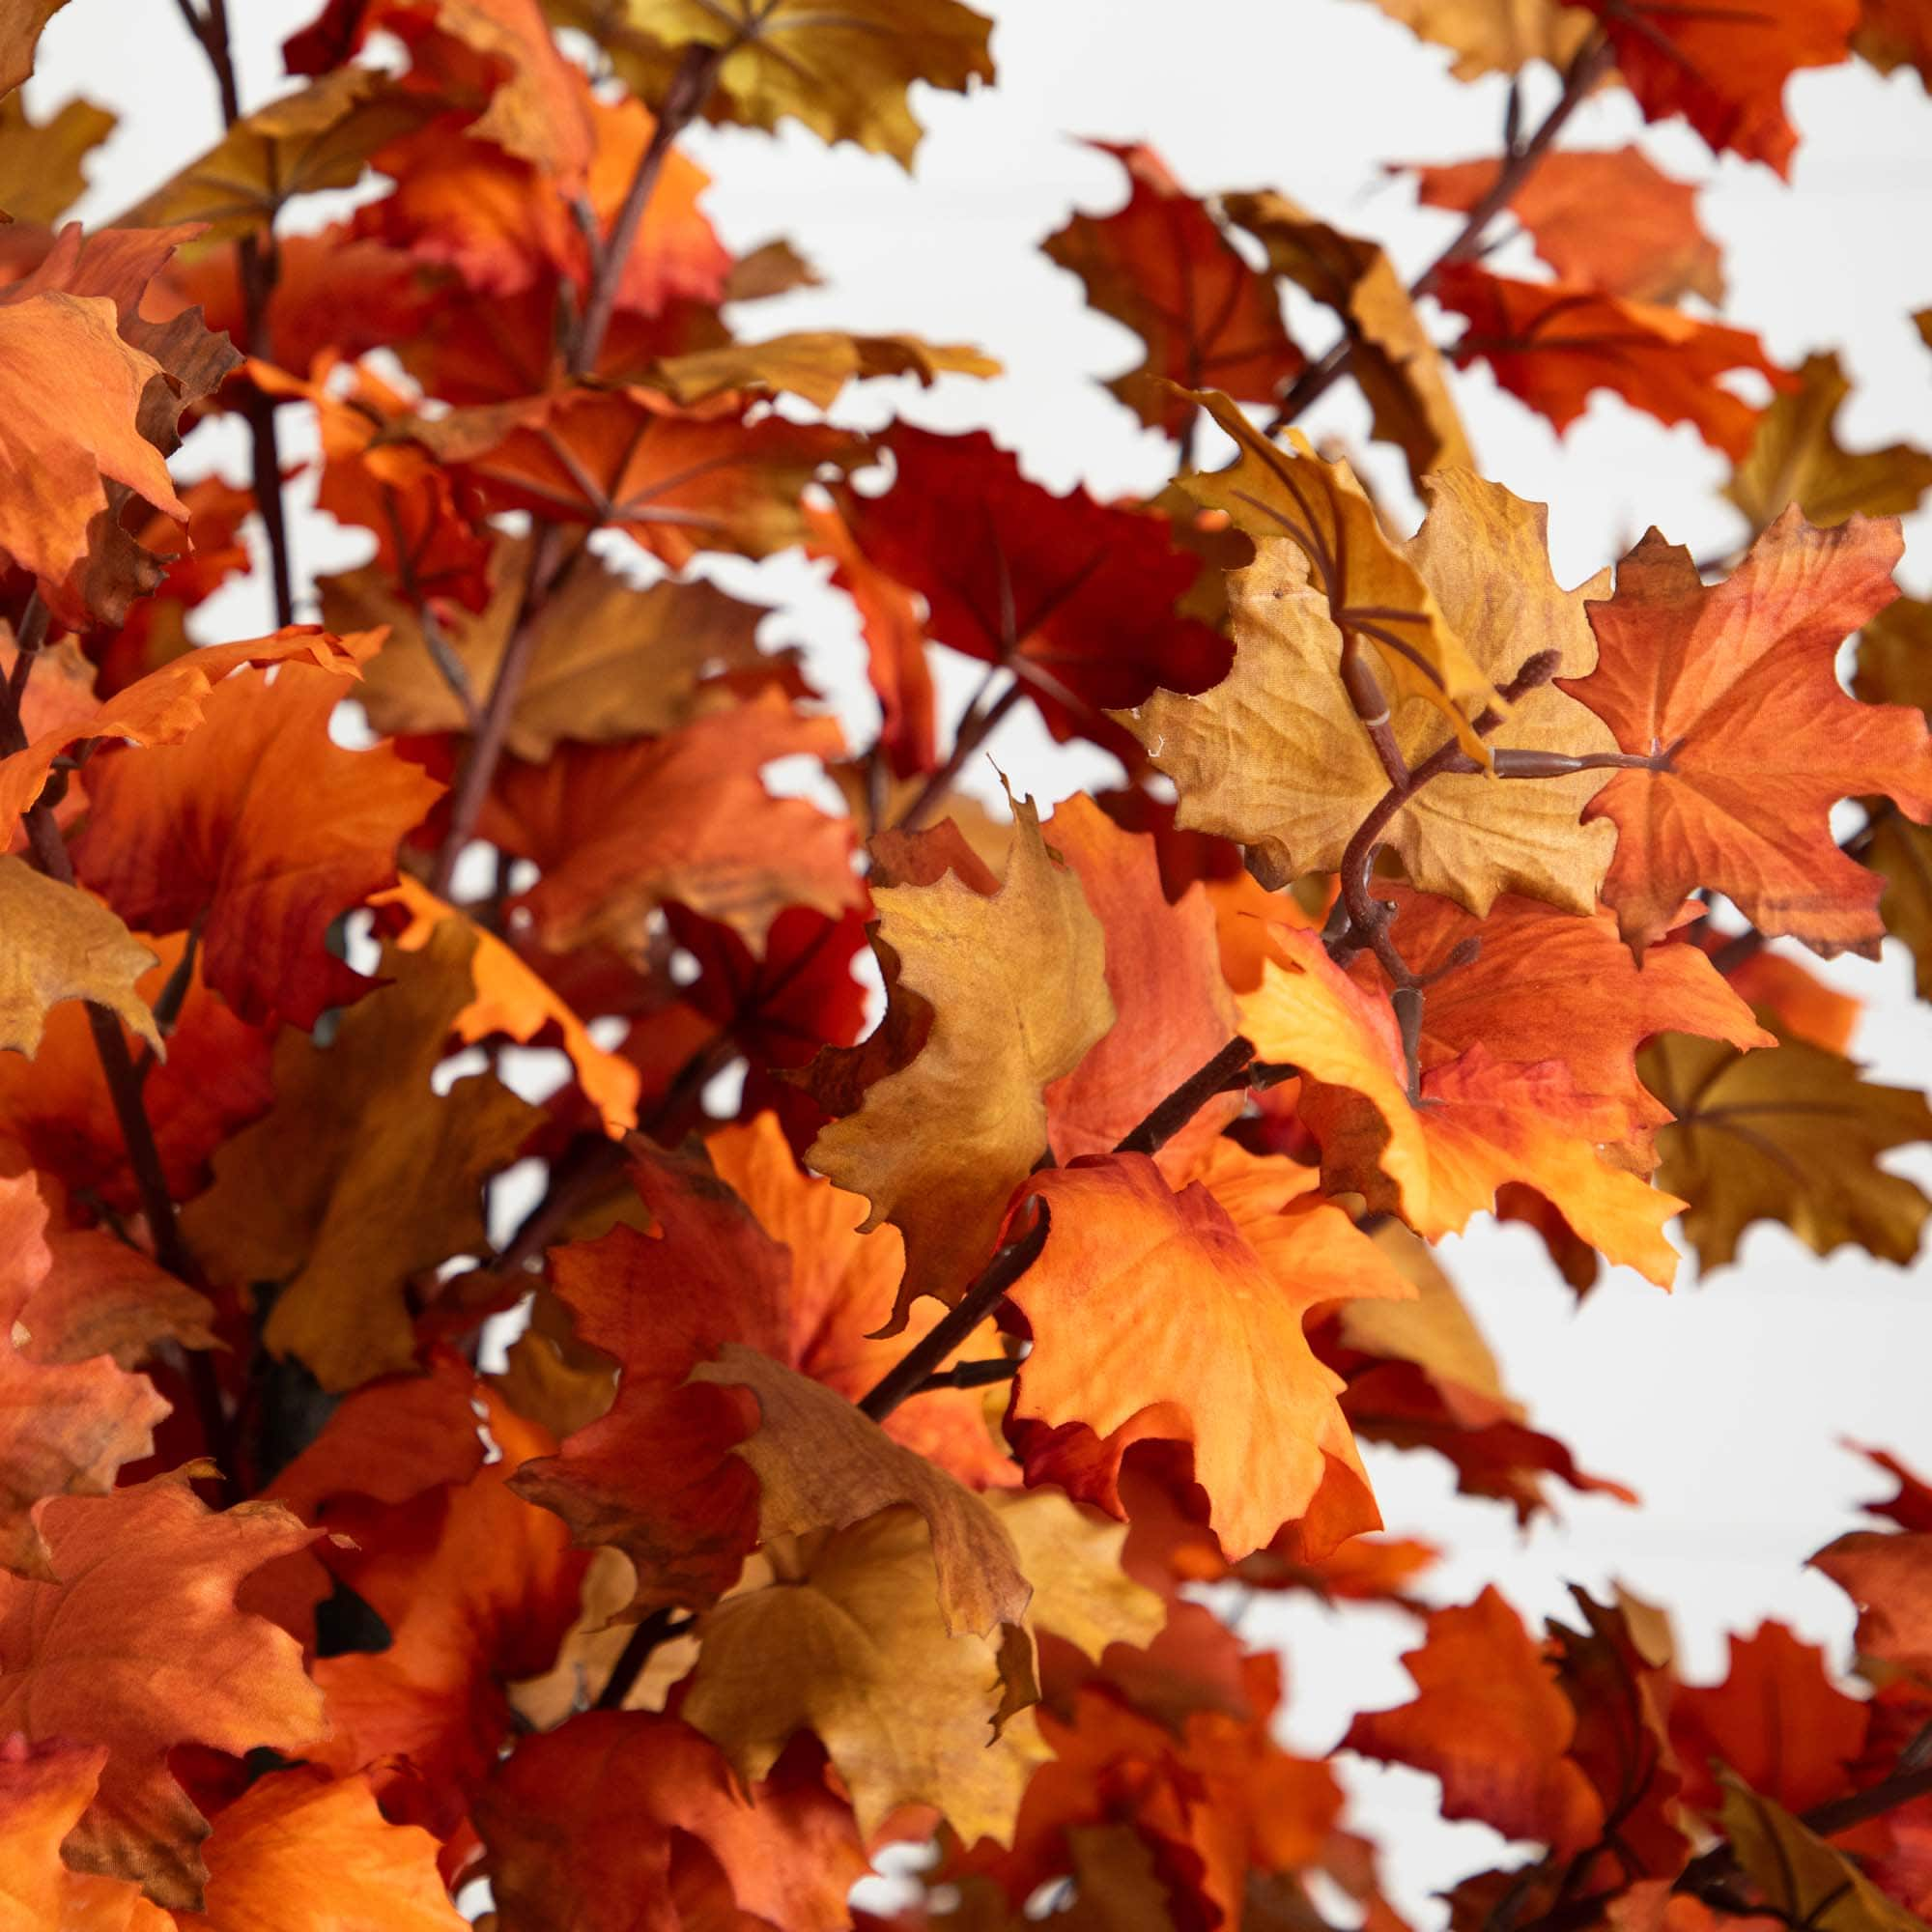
[895,674,1024,830]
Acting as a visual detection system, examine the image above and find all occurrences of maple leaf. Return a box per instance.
[1856,0,1932,84]
[1043,144,1302,440]
[71,662,442,1031]
[250,358,493,609]
[688,1344,1032,1643]
[284,0,597,182]
[337,530,775,759]
[414,385,861,565]
[1564,511,1932,955]
[645,330,1000,409]
[1726,351,1932,534]
[1221,187,1471,483]
[0,90,115,225]
[1353,887,1771,1135]
[1131,467,1619,913]
[1405,148,1723,305]
[271,1364,589,1842]
[0,1173,170,1579]
[0,924,273,1215]
[478,689,862,959]
[1718,1771,1925,1932]
[834,425,1231,740]
[549,0,994,164]
[683,1490,1161,1841]
[1642,1032,1932,1269]
[113,69,437,241]
[1240,926,1687,1283]
[355,91,726,313]
[1006,1150,1406,1560]
[1037,794,1239,1164]
[0,283,184,617]
[806,498,938,779]
[1344,1586,1603,1850]
[0,1468,326,1907]
[180,920,545,1392]
[0,624,378,826]
[707,1113,1018,1490]
[195,1769,468,1930]
[1670,1623,1867,1816]
[1812,1528,1932,1678]
[474,1710,866,1932]
[1436,264,1783,460]
[1565,0,1859,176]
[376,878,639,1135]
[807,795,1115,1329]
[1350,0,1594,77]
[1163,387,1501,757]
[0,858,158,1059]
[0,1739,167,1929]
[1312,1217,1633,1519]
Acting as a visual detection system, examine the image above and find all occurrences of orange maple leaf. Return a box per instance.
[1562,509,1932,954]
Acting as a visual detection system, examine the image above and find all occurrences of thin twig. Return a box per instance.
[912,1356,1024,1394]
[593,1605,686,1714]
[1264,31,1611,437]
[895,677,1024,830]
[857,1208,1052,1425]
[1115,1035,1258,1155]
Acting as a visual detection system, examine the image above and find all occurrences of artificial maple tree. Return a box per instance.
[0,0,1930,1925]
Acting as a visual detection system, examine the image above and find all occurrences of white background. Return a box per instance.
[28,0,1932,1915]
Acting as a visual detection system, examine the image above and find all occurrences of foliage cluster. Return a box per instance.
[1,0,1932,1924]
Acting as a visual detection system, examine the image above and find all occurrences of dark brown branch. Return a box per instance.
[857,1208,1052,1425]
[913,1355,1023,1394]
[895,673,1024,831]
[593,1605,689,1714]
[1115,1035,1258,1155]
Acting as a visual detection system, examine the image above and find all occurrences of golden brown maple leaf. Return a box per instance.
[336,530,776,759]
[1725,351,1932,534]
[0,0,68,95]
[644,329,999,409]
[181,920,545,1392]
[0,90,113,223]
[1563,510,1932,955]
[1642,1031,1932,1270]
[549,0,995,165]
[681,1489,1160,1842]
[0,859,158,1059]
[1351,0,1593,78]
[1717,1772,1925,1932]
[1132,469,1616,913]
[1222,187,1470,484]
[807,796,1115,1330]
[1164,387,1500,758]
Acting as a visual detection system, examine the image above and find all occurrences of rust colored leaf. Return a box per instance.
[0,1468,326,1908]
[180,921,544,1392]
[836,425,1232,739]
[1436,264,1783,460]
[1670,1623,1867,1815]
[477,689,862,958]
[1564,510,1932,954]
[1044,144,1302,439]
[1814,1530,1932,1678]
[1343,1587,1603,1850]
[415,384,862,565]
[1566,0,1859,176]
[475,1710,865,1932]
[1407,148,1722,304]
[1241,925,1689,1283]
[71,662,442,1030]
